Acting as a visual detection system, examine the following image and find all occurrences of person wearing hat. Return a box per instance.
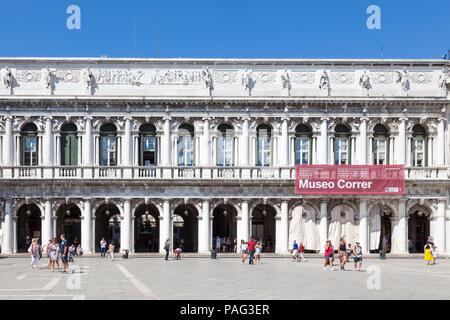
[352,241,363,272]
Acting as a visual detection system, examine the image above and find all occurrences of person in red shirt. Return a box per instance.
[247,236,256,265]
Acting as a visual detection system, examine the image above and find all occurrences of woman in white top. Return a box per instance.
[239,240,248,263]
[49,238,60,272]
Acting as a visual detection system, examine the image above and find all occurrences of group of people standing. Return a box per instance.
[28,234,76,273]
[323,238,363,272]
[100,237,117,260]
[238,236,263,264]
[424,236,438,265]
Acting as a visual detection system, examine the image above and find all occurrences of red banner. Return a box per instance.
[296,165,405,195]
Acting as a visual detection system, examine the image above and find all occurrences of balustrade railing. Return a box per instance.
[0,166,448,181]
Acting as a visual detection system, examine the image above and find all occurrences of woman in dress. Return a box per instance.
[28,238,40,270]
[239,240,248,263]
[108,241,115,260]
[49,238,60,272]
[255,239,263,264]
[424,243,433,265]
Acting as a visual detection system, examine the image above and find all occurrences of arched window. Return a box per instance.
[100,123,117,166]
[139,124,157,166]
[256,124,272,167]
[61,123,78,166]
[373,124,389,165]
[411,124,427,167]
[178,124,194,167]
[334,124,350,165]
[217,124,234,166]
[21,123,38,166]
[295,124,312,165]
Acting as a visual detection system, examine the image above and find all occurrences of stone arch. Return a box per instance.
[172,201,200,252]
[288,203,320,251]
[15,200,43,252]
[328,203,359,249]
[94,200,123,252]
[407,203,432,253]
[211,201,239,251]
[250,202,277,252]
[134,202,161,252]
[368,202,396,253]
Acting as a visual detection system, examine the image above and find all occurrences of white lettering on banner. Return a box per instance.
[298,179,373,189]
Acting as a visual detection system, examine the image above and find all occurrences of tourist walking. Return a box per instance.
[353,242,363,272]
[49,238,60,272]
[346,243,353,262]
[247,236,256,265]
[298,242,306,262]
[424,243,433,265]
[239,240,248,263]
[338,238,347,271]
[291,240,299,261]
[431,244,437,265]
[324,240,333,271]
[100,237,107,257]
[28,238,40,270]
[164,239,171,261]
[60,234,69,273]
[215,236,221,252]
[108,241,115,260]
[255,239,263,264]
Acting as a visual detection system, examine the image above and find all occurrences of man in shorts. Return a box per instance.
[60,234,69,273]
[291,240,299,262]
[353,242,363,272]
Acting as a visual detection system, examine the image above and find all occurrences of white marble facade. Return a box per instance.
[0,57,449,255]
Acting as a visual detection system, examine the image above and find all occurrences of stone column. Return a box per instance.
[434,200,446,253]
[359,118,368,165]
[241,117,250,178]
[123,117,133,178]
[42,199,52,247]
[83,117,94,177]
[239,200,249,242]
[397,118,407,165]
[160,200,171,253]
[2,199,12,253]
[436,118,445,166]
[280,117,290,178]
[202,118,211,178]
[392,200,407,254]
[318,118,328,164]
[2,117,14,178]
[276,200,289,253]
[43,117,54,178]
[359,199,368,253]
[162,117,172,178]
[81,199,93,254]
[120,200,131,251]
[319,200,328,253]
[198,199,211,253]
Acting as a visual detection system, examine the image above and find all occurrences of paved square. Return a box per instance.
[0,255,449,300]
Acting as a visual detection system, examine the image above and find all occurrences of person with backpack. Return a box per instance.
[353,242,363,272]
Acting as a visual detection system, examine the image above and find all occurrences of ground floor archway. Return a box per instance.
[288,204,319,252]
[56,203,81,246]
[212,204,237,252]
[173,204,198,252]
[17,204,42,252]
[408,207,430,253]
[95,204,121,252]
[134,204,160,252]
[251,204,276,252]
[369,206,393,253]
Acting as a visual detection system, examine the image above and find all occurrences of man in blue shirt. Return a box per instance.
[60,234,69,273]
[292,240,299,262]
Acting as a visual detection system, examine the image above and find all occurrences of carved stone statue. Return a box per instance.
[318,69,330,94]
[396,68,410,94]
[84,68,95,93]
[2,67,13,89]
[44,67,54,89]
[359,68,371,90]
[202,67,213,93]
[439,67,449,92]
[280,68,291,90]
[241,68,253,91]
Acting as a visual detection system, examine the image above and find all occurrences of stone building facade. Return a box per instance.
[0,58,449,255]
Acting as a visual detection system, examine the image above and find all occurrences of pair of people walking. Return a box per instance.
[291,240,306,262]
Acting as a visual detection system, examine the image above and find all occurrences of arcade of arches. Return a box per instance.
[1,198,447,255]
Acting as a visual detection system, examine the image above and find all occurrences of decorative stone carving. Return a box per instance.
[438,67,449,93]
[318,69,330,95]
[202,67,213,95]
[330,71,354,84]
[292,71,315,84]
[279,68,291,96]
[84,68,95,95]
[395,68,410,95]
[254,71,277,84]
[92,69,144,85]
[2,67,14,90]
[213,70,239,84]
[241,68,254,95]
[359,68,371,93]
[149,69,202,85]
[15,69,41,83]
[369,71,393,84]
[55,70,80,83]
[409,71,433,84]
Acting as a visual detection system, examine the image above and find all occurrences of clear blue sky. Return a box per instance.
[0,0,449,59]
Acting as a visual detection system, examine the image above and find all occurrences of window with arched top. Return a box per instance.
[295,124,312,165]
[334,124,351,165]
[411,124,427,167]
[21,123,38,166]
[178,124,194,167]
[217,124,234,166]
[61,123,78,166]
[257,124,272,167]
[373,124,389,165]
[100,123,117,166]
[139,124,157,166]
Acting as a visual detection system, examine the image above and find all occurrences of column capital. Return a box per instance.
[320,117,329,122]
[163,116,172,121]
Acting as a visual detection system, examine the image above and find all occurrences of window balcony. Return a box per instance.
[0,166,448,181]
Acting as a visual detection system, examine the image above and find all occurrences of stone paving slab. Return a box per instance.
[0,256,449,300]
